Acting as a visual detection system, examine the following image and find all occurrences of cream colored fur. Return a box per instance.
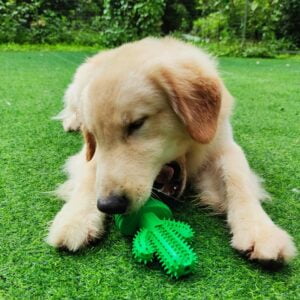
[47,37,296,262]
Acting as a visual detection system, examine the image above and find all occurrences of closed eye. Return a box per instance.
[127,117,148,136]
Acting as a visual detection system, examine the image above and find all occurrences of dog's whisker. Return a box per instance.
[151,187,178,202]
[151,190,163,201]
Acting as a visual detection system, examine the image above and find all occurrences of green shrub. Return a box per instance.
[192,12,230,42]
[0,0,166,46]
[100,0,165,46]
[193,0,300,47]
[189,38,296,58]
[0,0,104,44]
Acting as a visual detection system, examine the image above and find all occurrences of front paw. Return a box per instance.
[47,207,104,251]
[231,224,297,262]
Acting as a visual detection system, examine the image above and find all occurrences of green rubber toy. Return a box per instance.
[115,197,197,278]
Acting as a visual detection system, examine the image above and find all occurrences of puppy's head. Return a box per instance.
[81,61,221,214]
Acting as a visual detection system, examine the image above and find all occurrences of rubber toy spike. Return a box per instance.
[115,197,197,278]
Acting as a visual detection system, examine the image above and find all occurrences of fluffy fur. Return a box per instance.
[47,37,296,261]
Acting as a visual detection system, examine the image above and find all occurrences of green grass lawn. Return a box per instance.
[0,50,299,299]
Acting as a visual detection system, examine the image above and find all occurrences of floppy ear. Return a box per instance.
[82,127,96,161]
[152,65,222,144]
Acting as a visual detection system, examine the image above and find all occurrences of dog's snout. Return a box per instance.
[97,194,129,214]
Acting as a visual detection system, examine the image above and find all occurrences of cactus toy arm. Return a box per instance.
[132,229,154,263]
[115,197,197,278]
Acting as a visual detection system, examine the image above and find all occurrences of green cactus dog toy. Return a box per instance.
[115,197,197,278]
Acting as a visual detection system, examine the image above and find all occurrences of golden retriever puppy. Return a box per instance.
[47,37,296,262]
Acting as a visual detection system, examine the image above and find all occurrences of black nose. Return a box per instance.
[97,194,129,214]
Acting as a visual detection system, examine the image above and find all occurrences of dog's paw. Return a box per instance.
[62,113,81,132]
[231,224,297,262]
[53,109,81,132]
[46,208,104,251]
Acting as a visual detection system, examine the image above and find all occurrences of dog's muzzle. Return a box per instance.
[96,158,187,214]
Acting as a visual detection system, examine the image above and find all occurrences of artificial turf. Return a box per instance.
[0,50,299,299]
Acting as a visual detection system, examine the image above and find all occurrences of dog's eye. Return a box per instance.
[127,117,147,136]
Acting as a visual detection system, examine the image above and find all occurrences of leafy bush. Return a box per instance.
[191,0,299,54]
[192,12,230,42]
[0,0,167,46]
[100,0,165,46]
[0,0,104,44]
[187,38,296,58]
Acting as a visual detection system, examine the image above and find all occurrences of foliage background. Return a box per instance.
[0,0,299,56]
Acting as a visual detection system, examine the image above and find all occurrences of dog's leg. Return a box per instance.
[217,141,296,262]
[195,163,227,213]
[47,150,105,251]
